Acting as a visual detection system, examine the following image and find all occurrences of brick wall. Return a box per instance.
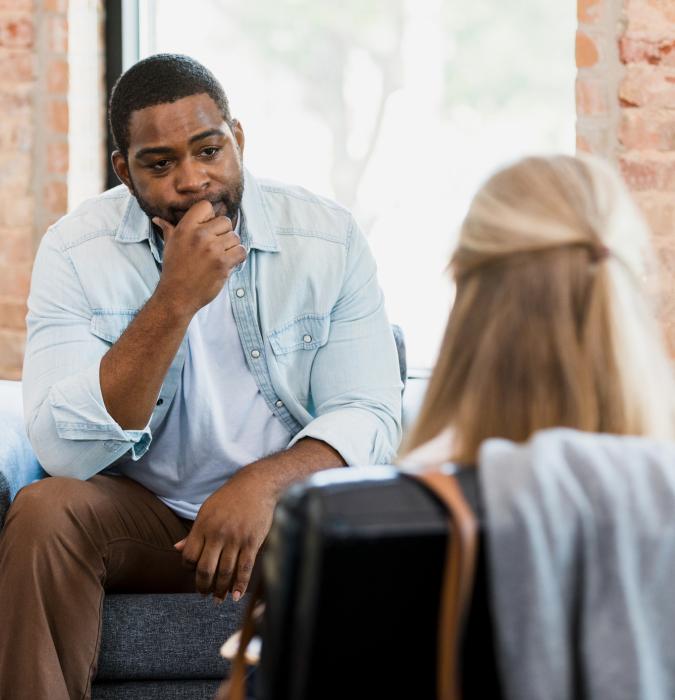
[0,0,104,380]
[577,0,675,350]
[618,1,675,351]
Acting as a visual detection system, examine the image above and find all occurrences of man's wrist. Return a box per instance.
[151,283,197,327]
[230,439,347,502]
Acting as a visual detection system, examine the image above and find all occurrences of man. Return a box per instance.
[0,54,401,699]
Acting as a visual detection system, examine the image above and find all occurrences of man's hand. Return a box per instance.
[175,439,346,602]
[175,468,276,603]
[153,200,246,318]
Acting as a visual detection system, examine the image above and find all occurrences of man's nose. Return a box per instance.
[174,158,209,194]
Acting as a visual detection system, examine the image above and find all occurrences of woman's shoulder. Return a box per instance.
[399,429,455,471]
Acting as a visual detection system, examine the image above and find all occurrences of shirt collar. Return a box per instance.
[114,168,279,259]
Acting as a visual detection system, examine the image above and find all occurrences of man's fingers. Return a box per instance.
[224,244,247,269]
[152,216,174,240]
[231,546,258,602]
[173,538,186,551]
[195,543,222,595]
[181,199,216,225]
[213,548,239,602]
[180,533,205,571]
[219,231,241,251]
[200,215,234,238]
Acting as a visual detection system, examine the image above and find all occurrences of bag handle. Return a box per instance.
[222,575,264,700]
[410,469,479,700]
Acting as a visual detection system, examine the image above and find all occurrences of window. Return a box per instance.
[122,0,575,367]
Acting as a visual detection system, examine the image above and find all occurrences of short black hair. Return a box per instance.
[109,53,232,158]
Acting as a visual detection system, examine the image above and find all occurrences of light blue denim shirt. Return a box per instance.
[22,170,402,480]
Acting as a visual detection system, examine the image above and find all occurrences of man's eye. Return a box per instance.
[201,147,220,158]
[150,160,170,171]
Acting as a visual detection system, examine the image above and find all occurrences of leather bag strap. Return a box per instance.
[225,576,264,700]
[410,470,479,700]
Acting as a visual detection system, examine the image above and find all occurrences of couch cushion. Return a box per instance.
[96,593,247,681]
[92,680,221,700]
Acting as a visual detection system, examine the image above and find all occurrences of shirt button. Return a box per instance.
[275,399,283,408]
[303,334,312,343]
[156,398,164,406]
[235,288,245,298]
[251,349,261,359]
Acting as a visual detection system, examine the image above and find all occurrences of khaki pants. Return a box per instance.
[0,474,197,700]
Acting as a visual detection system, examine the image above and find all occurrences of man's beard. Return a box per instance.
[131,175,245,228]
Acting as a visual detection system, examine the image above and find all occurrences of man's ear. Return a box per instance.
[111,151,133,193]
[231,119,245,157]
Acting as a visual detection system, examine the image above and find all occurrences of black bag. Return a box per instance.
[227,465,503,700]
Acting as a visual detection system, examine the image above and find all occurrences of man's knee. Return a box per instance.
[7,477,97,541]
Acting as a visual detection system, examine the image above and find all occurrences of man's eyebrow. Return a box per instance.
[188,128,227,144]
[134,129,227,160]
[134,145,174,160]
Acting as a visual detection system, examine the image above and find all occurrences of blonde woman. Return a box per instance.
[403,154,675,465]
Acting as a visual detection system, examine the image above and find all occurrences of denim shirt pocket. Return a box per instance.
[90,310,139,343]
[268,313,331,408]
[268,313,331,355]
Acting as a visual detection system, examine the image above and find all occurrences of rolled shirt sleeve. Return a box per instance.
[287,217,402,465]
[23,228,152,479]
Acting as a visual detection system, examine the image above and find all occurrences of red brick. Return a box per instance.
[0,15,33,49]
[0,83,31,111]
[0,227,33,267]
[47,140,68,175]
[0,262,31,298]
[576,31,600,68]
[620,64,675,107]
[47,14,67,53]
[0,118,32,150]
[0,192,32,227]
[633,191,675,237]
[578,0,602,24]
[46,57,68,93]
[0,48,35,83]
[44,0,68,11]
[576,78,609,116]
[624,0,675,34]
[619,152,675,191]
[0,0,32,9]
[620,36,675,66]
[0,298,27,329]
[46,98,68,133]
[0,151,31,190]
[45,179,67,215]
[619,108,675,150]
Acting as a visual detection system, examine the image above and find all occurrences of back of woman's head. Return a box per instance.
[404,154,675,463]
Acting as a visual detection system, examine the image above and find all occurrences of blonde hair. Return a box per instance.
[403,154,675,463]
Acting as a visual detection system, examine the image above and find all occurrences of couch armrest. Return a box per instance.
[0,409,46,528]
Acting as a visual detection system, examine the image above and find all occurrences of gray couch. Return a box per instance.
[0,355,429,699]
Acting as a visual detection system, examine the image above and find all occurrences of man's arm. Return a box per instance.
[100,202,245,429]
[176,437,346,602]
[286,215,403,465]
[23,201,245,477]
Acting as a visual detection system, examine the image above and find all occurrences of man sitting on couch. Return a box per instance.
[0,54,402,700]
